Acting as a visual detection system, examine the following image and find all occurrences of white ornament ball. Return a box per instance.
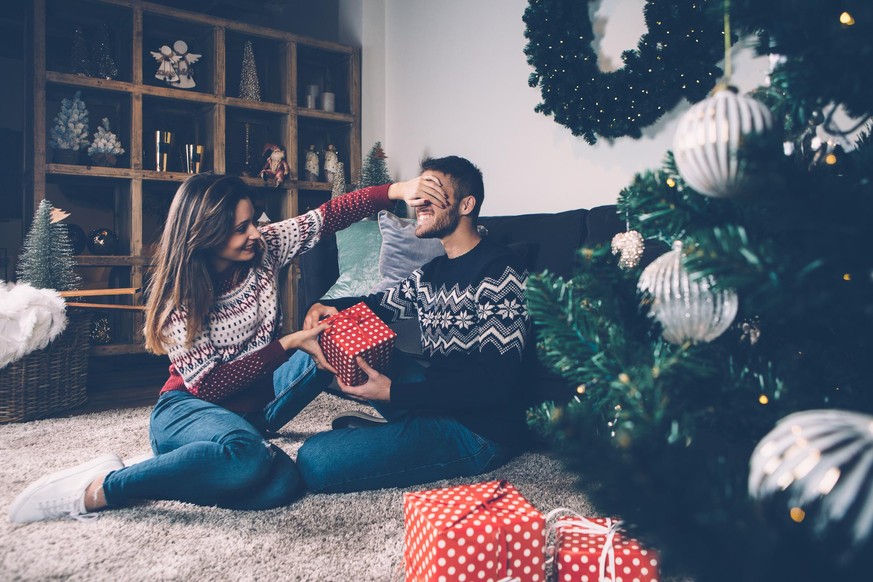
[637,241,738,344]
[673,87,775,198]
[749,409,873,548]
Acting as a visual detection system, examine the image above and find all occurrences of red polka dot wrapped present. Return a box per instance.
[403,480,545,582]
[545,509,660,582]
[318,302,396,386]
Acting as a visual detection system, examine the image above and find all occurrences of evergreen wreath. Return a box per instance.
[523,0,725,144]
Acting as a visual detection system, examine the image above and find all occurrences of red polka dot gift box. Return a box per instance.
[403,480,545,582]
[545,509,660,582]
[318,302,397,386]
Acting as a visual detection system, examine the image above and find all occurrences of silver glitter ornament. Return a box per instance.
[749,409,873,548]
[637,241,738,344]
[611,230,645,269]
[673,87,775,198]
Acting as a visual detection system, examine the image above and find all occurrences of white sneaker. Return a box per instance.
[8,453,124,523]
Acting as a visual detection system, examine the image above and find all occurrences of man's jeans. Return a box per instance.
[103,351,328,510]
[296,351,515,493]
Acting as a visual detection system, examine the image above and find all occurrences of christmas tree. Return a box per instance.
[359,142,391,187]
[93,24,118,80]
[49,91,89,152]
[239,40,261,101]
[16,200,81,291]
[331,161,346,199]
[70,25,91,76]
[359,142,403,214]
[87,117,125,166]
[525,2,873,581]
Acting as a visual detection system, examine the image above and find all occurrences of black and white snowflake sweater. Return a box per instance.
[324,238,532,446]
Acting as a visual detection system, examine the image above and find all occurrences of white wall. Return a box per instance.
[341,0,770,216]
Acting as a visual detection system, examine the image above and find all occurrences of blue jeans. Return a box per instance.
[102,351,330,510]
[296,352,515,493]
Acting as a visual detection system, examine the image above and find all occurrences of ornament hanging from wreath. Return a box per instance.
[523,0,725,144]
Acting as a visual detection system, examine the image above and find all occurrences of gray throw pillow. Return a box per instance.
[370,210,444,293]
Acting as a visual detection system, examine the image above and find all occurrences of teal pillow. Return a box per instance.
[321,218,383,300]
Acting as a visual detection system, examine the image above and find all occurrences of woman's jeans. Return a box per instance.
[102,350,513,509]
[102,351,326,510]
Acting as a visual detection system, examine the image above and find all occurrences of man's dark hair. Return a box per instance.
[420,156,485,221]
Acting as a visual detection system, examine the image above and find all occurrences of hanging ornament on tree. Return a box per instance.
[749,409,873,553]
[611,230,645,270]
[637,241,738,344]
[673,86,776,198]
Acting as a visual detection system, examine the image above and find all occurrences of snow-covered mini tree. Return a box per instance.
[16,199,81,291]
[49,91,89,162]
[87,118,125,166]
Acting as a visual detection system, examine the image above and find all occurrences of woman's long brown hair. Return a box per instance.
[143,174,262,354]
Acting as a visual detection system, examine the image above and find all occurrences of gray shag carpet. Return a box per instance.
[0,393,596,581]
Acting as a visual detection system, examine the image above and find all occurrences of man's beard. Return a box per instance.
[415,203,461,239]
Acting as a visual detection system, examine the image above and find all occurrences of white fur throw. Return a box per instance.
[0,281,68,369]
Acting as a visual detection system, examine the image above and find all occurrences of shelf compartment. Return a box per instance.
[142,95,214,173]
[142,12,215,95]
[297,117,352,186]
[225,31,287,105]
[45,0,132,82]
[297,45,352,115]
[46,174,131,257]
[45,85,132,169]
[141,181,178,258]
[225,106,288,178]
[298,190,330,215]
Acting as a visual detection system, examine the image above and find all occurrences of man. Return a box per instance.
[292,155,532,493]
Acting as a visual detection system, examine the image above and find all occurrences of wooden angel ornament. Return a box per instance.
[150,40,201,89]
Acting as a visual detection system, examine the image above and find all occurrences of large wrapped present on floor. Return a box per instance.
[404,480,545,582]
[546,509,661,582]
[318,302,396,386]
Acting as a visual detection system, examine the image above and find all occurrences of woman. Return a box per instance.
[10,172,447,522]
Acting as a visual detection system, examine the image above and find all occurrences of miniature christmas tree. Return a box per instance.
[331,161,346,199]
[358,142,391,188]
[87,118,124,166]
[359,142,404,214]
[239,40,261,101]
[16,199,81,291]
[49,91,89,163]
[70,25,91,76]
[93,24,118,80]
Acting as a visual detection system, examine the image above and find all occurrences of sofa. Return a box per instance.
[297,204,632,405]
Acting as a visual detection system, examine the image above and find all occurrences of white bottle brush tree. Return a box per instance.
[49,91,89,163]
[16,199,81,292]
[87,117,125,166]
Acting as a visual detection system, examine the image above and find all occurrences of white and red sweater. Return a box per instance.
[159,184,392,413]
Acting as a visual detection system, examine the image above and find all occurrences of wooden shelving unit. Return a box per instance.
[30,0,361,355]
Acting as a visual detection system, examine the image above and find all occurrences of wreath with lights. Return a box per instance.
[523,0,725,144]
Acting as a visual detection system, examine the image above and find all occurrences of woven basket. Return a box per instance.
[0,309,92,423]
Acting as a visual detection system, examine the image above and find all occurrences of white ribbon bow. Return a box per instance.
[544,508,623,582]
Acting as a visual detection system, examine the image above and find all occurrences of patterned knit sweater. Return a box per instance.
[323,238,532,446]
[159,184,392,412]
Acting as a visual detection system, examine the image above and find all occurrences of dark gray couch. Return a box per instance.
[297,205,631,404]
